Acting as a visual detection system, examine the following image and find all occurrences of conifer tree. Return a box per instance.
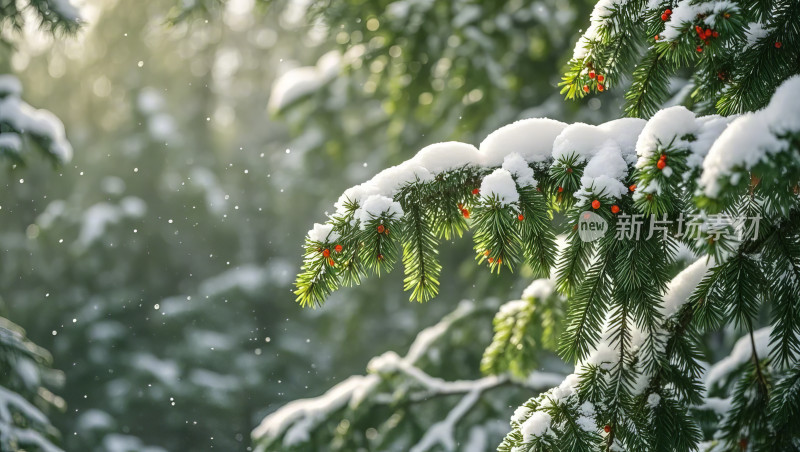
[0,75,72,451]
[1,2,79,450]
[271,0,800,450]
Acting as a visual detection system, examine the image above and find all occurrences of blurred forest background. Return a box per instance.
[1,0,623,450]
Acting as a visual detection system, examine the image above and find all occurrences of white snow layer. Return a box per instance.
[701,75,800,197]
[705,327,773,389]
[252,301,479,447]
[480,168,520,206]
[521,279,555,300]
[310,75,800,249]
[662,0,739,42]
[0,75,73,163]
[252,374,379,446]
[48,0,82,21]
[268,51,343,113]
[253,299,565,449]
[480,118,567,164]
[660,257,713,319]
[354,194,404,228]
[307,223,340,243]
[509,256,718,442]
[520,410,552,442]
[268,46,364,113]
[572,0,633,59]
[502,153,537,188]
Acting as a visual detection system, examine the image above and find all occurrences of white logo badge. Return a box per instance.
[578,211,608,242]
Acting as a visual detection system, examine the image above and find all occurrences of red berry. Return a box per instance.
[377,224,385,233]
[661,13,668,21]
[583,85,590,93]
[472,188,480,195]
[712,30,719,38]
[657,159,667,170]
[597,84,605,92]
[604,425,611,433]
[776,41,782,48]
[518,214,525,221]
[566,167,573,173]
[665,8,672,14]
[597,74,605,82]
[589,70,596,79]
[462,209,470,219]
[705,29,712,38]
[629,184,636,192]
[659,154,666,161]
[488,257,494,263]
[696,46,703,52]
[592,200,600,209]
[322,248,331,257]
[484,249,490,256]
[328,258,335,266]
[558,186,564,193]
[695,25,703,34]
[611,205,620,214]
[655,34,659,41]
[498,258,503,264]
[334,244,343,253]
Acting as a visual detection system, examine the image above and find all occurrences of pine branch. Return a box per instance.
[559,240,612,363]
[624,48,674,119]
[401,203,441,302]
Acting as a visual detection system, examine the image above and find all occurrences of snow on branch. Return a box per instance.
[252,300,564,450]
[0,386,63,452]
[701,77,800,197]
[499,256,715,450]
[297,75,800,307]
[268,47,365,114]
[705,326,772,390]
[0,75,73,164]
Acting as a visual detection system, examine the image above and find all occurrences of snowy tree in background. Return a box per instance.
[265,0,800,450]
[264,0,608,163]
[0,67,73,452]
[0,3,75,451]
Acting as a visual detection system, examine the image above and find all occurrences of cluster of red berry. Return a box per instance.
[457,203,470,219]
[582,70,606,94]
[657,153,667,170]
[319,244,344,266]
[585,184,639,215]
[483,249,503,265]
[653,9,673,41]
[694,24,720,52]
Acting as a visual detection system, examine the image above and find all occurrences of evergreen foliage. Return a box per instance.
[0,316,65,452]
[285,0,800,440]
[257,0,604,162]
[0,0,81,38]
[561,0,800,118]
[0,6,76,450]
[0,76,70,450]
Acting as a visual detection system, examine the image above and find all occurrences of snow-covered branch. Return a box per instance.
[252,300,564,451]
[0,75,73,165]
